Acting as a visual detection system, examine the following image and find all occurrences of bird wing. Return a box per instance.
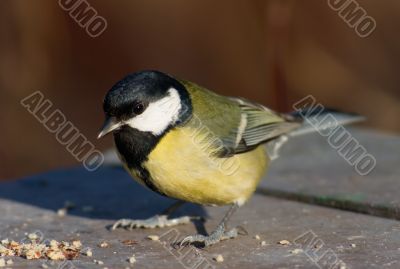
[225,97,301,154]
[180,80,301,157]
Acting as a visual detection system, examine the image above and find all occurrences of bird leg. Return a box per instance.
[112,201,197,230]
[179,204,239,247]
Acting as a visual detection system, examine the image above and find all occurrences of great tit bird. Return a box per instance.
[98,70,361,247]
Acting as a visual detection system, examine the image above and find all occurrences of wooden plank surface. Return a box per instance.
[260,128,400,219]
[0,165,399,268]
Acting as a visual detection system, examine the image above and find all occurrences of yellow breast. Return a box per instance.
[142,126,269,206]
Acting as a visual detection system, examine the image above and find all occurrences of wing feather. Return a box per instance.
[180,80,300,157]
[227,97,301,153]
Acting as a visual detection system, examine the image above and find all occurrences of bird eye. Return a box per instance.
[133,102,145,115]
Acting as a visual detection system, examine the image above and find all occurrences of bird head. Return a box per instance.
[98,70,192,139]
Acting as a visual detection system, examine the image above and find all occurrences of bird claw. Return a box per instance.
[112,215,194,230]
[179,227,238,247]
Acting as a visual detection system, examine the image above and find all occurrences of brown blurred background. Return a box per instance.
[1,0,399,180]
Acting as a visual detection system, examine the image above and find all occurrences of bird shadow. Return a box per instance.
[0,166,208,233]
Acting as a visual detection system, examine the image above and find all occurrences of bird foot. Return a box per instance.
[179,226,238,247]
[112,215,194,230]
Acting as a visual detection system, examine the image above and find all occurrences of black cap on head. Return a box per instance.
[103,70,192,123]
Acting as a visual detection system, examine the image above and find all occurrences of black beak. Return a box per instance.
[97,117,120,139]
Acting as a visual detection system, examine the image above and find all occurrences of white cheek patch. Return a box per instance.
[125,88,182,135]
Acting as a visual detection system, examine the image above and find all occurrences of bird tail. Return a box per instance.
[285,107,365,137]
[266,106,364,160]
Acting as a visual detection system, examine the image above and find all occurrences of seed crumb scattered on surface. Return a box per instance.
[347,235,364,240]
[99,241,109,248]
[254,235,261,240]
[260,241,267,246]
[128,255,136,264]
[278,240,291,245]
[147,235,159,241]
[57,208,67,217]
[28,233,38,240]
[83,248,93,257]
[122,240,137,246]
[213,254,224,263]
[72,240,82,249]
[350,243,356,248]
[0,237,82,261]
[41,264,49,269]
[94,260,104,265]
[5,260,12,266]
[289,249,303,254]
[339,262,347,269]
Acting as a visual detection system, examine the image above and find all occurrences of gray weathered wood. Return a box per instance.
[0,165,399,268]
[260,128,400,220]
